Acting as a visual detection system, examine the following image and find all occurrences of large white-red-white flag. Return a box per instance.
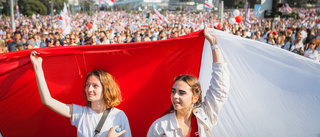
[0,30,319,136]
[285,3,292,13]
[59,3,71,36]
[246,8,250,19]
[205,1,213,9]
[154,9,168,22]
[299,12,305,18]
[100,0,114,6]
[245,19,253,26]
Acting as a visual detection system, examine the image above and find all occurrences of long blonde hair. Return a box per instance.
[163,75,202,116]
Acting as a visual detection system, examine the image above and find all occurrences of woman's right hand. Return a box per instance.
[107,125,126,137]
[30,51,42,66]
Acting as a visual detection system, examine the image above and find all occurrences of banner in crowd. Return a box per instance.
[139,23,149,29]
[99,0,114,7]
[59,3,71,36]
[0,30,319,136]
[205,1,213,9]
[285,3,293,13]
[245,19,253,26]
[153,9,168,22]
[254,4,262,17]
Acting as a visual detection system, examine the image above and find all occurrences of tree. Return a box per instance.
[18,0,47,16]
[39,0,69,15]
[0,0,5,6]
[82,0,95,13]
[233,0,245,8]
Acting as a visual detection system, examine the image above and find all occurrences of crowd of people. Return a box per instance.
[0,8,319,62]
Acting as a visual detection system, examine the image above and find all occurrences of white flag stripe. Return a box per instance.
[201,29,320,136]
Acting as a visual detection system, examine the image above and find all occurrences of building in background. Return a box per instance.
[68,0,214,11]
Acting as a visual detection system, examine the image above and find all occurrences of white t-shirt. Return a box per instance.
[304,49,319,62]
[301,30,307,43]
[71,104,132,137]
[283,41,304,51]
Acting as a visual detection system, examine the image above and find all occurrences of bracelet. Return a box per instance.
[211,44,220,50]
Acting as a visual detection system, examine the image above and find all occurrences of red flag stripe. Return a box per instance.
[0,30,205,136]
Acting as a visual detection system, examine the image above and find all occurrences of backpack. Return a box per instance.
[288,42,304,56]
[292,48,305,56]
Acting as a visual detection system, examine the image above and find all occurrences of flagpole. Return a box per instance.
[219,0,224,24]
[51,0,53,29]
[271,18,274,32]
[10,0,14,31]
[97,0,100,14]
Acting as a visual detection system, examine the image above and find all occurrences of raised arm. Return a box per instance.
[204,28,224,63]
[30,51,73,118]
[202,29,230,126]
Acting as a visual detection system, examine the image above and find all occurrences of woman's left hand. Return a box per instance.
[107,125,126,137]
[204,28,218,46]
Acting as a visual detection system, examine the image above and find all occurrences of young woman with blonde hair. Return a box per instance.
[147,29,230,137]
[30,51,131,137]
[275,35,285,48]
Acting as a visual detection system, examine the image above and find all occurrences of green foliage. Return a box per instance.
[1,14,7,19]
[233,0,245,9]
[287,0,305,8]
[2,1,9,16]
[40,0,69,16]
[82,0,94,13]
[87,10,92,16]
[281,12,300,19]
[19,0,47,16]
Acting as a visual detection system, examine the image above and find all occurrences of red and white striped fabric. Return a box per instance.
[139,23,149,29]
[299,12,305,18]
[154,9,168,23]
[107,0,114,6]
[59,3,71,36]
[205,1,213,9]
[285,3,292,13]
[246,8,250,19]
[245,19,253,26]
[100,0,114,5]
[0,30,320,137]
[154,9,164,20]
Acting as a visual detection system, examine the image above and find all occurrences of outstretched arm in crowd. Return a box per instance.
[30,51,73,118]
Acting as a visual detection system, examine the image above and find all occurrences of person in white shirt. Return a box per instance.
[316,30,320,40]
[283,32,304,51]
[304,40,319,62]
[147,29,230,137]
[30,51,131,137]
[255,31,265,42]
